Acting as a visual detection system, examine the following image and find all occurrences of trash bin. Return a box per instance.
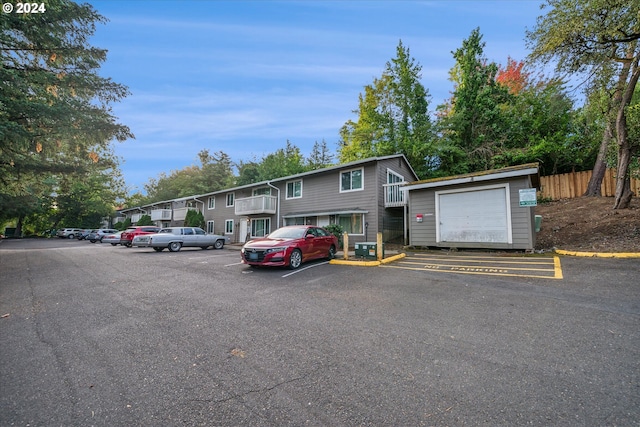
[535,215,542,233]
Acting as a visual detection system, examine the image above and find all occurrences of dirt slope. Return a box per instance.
[535,197,640,253]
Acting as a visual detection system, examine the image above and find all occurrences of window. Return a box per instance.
[226,193,234,207]
[337,214,364,234]
[208,196,215,210]
[225,219,234,234]
[195,228,205,235]
[286,180,302,199]
[206,221,214,234]
[251,218,271,237]
[340,168,363,192]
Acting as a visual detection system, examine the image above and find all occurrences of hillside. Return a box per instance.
[535,197,640,253]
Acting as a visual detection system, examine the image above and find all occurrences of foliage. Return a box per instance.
[324,224,344,248]
[436,28,512,175]
[143,150,235,203]
[114,218,131,231]
[184,209,205,228]
[526,0,640,208]
[338,40,434,178]
[0,0,132,232]
[136,215,153,226]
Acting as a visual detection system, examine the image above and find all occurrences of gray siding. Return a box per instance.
[409,176,536,250]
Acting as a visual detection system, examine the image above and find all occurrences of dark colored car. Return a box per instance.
[120,226,161,247]
[241,225,338,269]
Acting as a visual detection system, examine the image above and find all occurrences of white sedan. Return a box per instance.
[131,227,230,252]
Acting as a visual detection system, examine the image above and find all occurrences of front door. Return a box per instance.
[239,218,248,243]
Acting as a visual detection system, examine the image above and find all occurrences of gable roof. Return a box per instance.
[403,163,540,191]
[121,154,417,213]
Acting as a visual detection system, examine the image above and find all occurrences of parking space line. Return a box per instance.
[381,253,563,279]
[282,261,329,278]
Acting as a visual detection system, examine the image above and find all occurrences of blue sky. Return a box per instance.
[87,0,545,194]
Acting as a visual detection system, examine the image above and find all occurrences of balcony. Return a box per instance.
[173,207,197,221]
[235,195,277,215]
[383,182,407,207]
[131,213,144,223]
[151,209,172,221]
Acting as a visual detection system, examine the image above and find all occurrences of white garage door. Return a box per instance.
[437,186,512,243]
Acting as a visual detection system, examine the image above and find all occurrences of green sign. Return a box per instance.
[519,188,537,207]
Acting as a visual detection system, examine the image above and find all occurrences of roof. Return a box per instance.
[403,163,540,191]
[121,154,416,213]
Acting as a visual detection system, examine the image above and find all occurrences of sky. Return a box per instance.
[86,0,547,194]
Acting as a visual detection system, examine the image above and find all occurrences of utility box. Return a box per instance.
[354,242,384,260]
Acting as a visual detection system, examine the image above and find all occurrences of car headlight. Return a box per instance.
[265,247,286,254]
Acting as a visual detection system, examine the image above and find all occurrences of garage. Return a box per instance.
[437,185,511,244]
[405,163,539,251]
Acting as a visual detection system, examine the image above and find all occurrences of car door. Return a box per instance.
[311,227,332,259]
[181,227,197,246]
[301,227,319,260]
[192,228,208,246]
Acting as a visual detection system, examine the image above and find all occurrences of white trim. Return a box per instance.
[225,219,234,234]
[405,167,538,191]
[435,183,512,244]
[206,220,214,234]
[339,168,364,193]
[207,196,215,210]
[226,192,235,207]
[286,179,303,199]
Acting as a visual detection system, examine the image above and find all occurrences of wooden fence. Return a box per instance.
[539,168,640,200]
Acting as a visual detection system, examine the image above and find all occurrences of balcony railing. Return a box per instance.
[151,209,172,221]
[131,213,144,223]
[383,182,407,207]
[173,207,197,221]
[235,195,277,215]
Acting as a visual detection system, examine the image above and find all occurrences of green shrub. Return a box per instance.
[324,224,344,248]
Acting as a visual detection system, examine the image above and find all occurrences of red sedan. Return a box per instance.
[241,225,339,269]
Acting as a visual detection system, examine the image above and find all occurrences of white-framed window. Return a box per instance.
[253,187,271,196]
[387,169,404,184]
[336,213,364,234]
[286,180,302,199]
[340,168,363,192]
[208,196,215,210]
[225,219,234,234]
[226,192,234,207]
[251,218,271,238]
[206,220,214,234]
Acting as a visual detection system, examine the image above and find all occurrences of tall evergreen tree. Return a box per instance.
[0,0,133,232]
[339,40,433,177]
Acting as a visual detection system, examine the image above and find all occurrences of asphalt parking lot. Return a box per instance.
[1,238,639,426]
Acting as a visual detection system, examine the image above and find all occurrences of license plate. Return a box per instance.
[249,252,258,260]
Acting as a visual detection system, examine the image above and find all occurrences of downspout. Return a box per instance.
[266,181,280,229]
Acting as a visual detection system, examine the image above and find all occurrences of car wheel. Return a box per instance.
[125,243,132,248]
[327,245,336,260]
[153,247,164,252]
[168,242,182,252]
[289,249,302,269]
[68,234,74,239]
[90,239,96,243]
[214,240,224,249]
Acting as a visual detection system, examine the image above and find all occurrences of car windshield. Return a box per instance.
[267,227,306,239]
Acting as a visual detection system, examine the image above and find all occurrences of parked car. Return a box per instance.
[120,226,161,247]
[132,227,230,252]
[56,228,82,239]
[76,229,96,240]
[102,231,124,246]
[88,229,118,243]
[241,225,338,269]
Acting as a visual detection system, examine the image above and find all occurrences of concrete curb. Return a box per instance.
[329,252,406,266]
[554,249,640,258]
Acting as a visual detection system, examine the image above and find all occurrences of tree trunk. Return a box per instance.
[14,214,24,238]
[583,121,612,197]
[613,148,633,209]
[613,49,640,209]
